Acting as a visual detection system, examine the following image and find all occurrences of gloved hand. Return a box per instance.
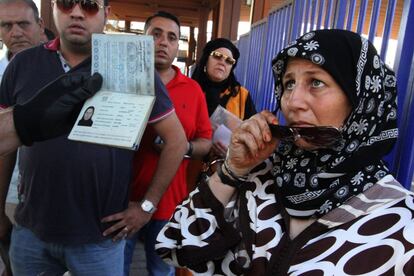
[13,72,103,145]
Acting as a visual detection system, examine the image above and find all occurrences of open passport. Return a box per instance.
[68,34,155,150]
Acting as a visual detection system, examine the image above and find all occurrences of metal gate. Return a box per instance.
[235,0,414,189]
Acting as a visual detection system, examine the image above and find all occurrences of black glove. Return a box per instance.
[13,72,103,145]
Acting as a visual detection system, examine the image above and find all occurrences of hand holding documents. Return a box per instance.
[210,105,242,146]
[68,34,155,150]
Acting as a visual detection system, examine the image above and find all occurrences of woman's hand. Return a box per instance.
[211,141,228,157]
[226,110,279,175]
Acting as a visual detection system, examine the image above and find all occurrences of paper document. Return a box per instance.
[212,124,232,147]
[68,34,155,150]
[210,105,242,147]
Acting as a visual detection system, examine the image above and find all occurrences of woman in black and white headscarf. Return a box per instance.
[156,30,413,275]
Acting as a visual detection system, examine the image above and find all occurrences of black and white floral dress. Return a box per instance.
[156,163,414,275]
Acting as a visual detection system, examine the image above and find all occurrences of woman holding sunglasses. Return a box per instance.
[156,29,414,275]
[191,38,257,158]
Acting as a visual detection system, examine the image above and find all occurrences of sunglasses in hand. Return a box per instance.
[269,124,342,148]
[53,0,105,16]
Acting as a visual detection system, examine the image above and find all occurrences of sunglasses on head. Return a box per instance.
[269,124,342,148]
[53,0,104,16]
[210,51,236,66]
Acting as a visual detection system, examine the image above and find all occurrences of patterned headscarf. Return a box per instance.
[270,29,398,218]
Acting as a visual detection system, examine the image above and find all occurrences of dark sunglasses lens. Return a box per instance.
[56,0,99,15]
[81,0,100,14]
[212,52,222,59]
[225,57,235,65]
[56,0,75,11]
[299,127,342,147]
[269,125,342,148]
[269,125,294,140]
[212,52,234,65]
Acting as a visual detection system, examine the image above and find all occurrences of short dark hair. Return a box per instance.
[0,0,40,22]
[144,11,180,34]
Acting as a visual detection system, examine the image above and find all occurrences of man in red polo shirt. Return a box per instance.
[122,11,212,276]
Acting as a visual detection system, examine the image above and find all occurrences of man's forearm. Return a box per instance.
[0,108,21,157]
[142,112,187,206]
[189,138,212,160]
[143,140,186,205]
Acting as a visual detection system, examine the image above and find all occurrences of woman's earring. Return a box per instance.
[203,66,207,73]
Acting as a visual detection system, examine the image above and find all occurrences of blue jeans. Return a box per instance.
[124,220,174,276]
[10,224,126,276]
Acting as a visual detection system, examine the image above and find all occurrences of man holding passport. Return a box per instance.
[0,0,186,275]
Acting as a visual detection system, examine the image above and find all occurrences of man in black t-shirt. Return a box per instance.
[0,0,187,275]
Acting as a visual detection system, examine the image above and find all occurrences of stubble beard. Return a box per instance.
[155,59,172,72]
[61,31,92,55]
